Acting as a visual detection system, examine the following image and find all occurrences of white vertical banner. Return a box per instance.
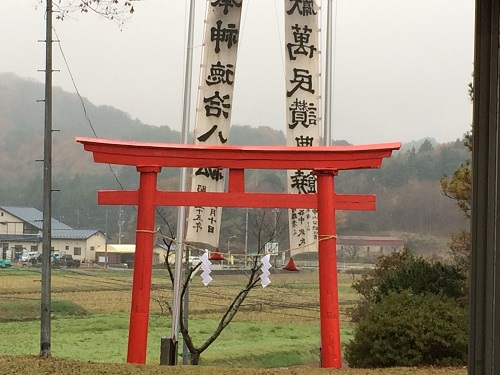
[186,0,243,246]
[285,0,321,253]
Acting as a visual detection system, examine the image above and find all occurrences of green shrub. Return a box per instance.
[345,292,468,368]
[349,248,414,323]
[376,258,466,302]
[349,249,467,323]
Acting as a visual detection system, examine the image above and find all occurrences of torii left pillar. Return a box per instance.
[127,165,161,364]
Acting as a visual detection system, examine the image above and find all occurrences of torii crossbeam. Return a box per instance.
[77,137,400,368]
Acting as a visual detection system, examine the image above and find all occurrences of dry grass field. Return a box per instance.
[0,267,356,323]
[0,355,467,375]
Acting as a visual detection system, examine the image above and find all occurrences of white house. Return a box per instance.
[0,206,106,262]
[95,243,173,267]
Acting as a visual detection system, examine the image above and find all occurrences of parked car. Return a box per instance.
[0,259,12,268]
[53,255,81,268]
[31,254,80,268]
[20,252,39,265]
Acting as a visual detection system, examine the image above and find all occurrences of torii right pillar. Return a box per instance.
[469,1,500,374]
[316,169,342,368]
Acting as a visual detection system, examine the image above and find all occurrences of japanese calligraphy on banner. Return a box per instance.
[285,0,320,253]
[186,0,243,246]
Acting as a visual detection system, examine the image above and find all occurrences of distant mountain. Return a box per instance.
[0,73,285,183]
[0,73,182,181]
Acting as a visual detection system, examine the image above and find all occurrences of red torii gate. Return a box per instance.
[77,137,400,368]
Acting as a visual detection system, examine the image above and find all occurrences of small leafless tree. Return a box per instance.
[160,208,287,365]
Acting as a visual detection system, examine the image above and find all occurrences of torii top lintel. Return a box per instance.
[76,137,401,171]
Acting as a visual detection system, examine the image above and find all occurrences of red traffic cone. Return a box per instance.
[209,247,226,261]
[283,257,299,272]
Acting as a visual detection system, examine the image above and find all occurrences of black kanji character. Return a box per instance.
[288,98,317,129]
[287,0,317,16]
[287,24,317,60]
[211,20,239,53]
[204,91,231,118]
[206,61,235,86]
[295,135,314,147]
[197,125,228,144]
[287,68,314,97]
[290,170,316,194]
[195,167,224,181]
[211,0,242,15]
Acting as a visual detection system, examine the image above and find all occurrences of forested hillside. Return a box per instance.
[0,73,468,253]
[336,139,469,250]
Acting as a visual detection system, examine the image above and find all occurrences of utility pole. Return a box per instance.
[323,0,335,147]
[227,234,236,266]
[40,0,53,357]
[105,207,108,269]
[118,206,124,244]
[244,208,248,266]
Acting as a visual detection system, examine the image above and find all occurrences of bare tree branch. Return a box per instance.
[39,1,137,25]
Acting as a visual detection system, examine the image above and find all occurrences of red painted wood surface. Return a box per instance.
[98,190,376,210]
[77,137,400,368]
[127,166,160,364]
[316,171,342,368]
[77,137,400,170]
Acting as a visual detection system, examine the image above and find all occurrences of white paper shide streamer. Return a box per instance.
[200,252,213,286]
[260,254,272,288]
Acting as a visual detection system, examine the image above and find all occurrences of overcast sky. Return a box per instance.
[2,0,474,145]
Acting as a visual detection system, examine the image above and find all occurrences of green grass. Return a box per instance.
[0,312,351,367]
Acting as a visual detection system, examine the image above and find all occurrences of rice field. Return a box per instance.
[0,267,357,324]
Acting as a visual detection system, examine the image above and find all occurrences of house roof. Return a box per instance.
[104,244,136,254]
[52,229,102,240]
[0,206,73,230]
[0,206,103,241]
[0,234,40,242]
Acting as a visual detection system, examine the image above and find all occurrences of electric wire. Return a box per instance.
[52,27,125,192]
[273,0,285,75]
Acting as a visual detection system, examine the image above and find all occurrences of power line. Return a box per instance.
[52,27,125,192]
